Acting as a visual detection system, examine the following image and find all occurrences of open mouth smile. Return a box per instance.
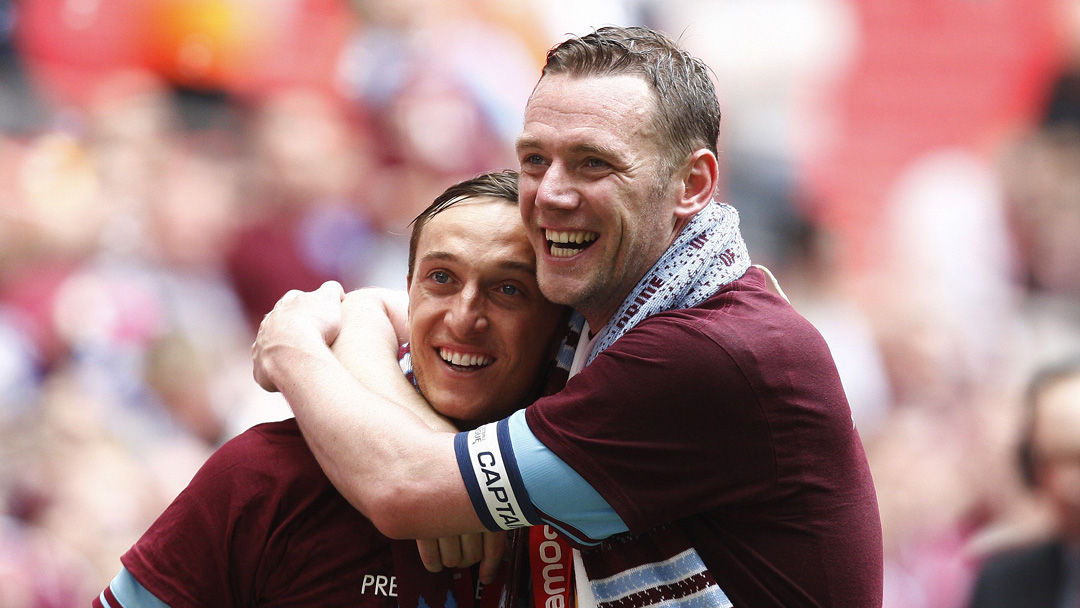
[439,347,494,372]
[546,229,599,258]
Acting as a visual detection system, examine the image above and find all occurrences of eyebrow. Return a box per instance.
[499,260,537,275]
[419,251,536,275]
[515,135,624,163]
[514,135,541,152]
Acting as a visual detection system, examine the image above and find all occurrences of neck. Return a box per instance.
[582,313,611,334]
[582,221,691,330]
[579,294,630,334]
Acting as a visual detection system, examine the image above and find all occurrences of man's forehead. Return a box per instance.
[417,249,535,274]
[414,201,534,271]
[518,76,657,151]
[419,198,519,237]
[524,73,654,115]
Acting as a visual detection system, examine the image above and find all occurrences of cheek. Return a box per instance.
[513,328,555,372]
[518,182,538,210]
[409,306,440,340]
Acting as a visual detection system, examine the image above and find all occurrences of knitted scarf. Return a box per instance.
[588,201,750,363]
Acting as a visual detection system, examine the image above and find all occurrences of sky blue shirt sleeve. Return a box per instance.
[504,409,628,545]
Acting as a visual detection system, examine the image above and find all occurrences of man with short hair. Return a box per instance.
[254,26,884,607]
[94,171,567,608]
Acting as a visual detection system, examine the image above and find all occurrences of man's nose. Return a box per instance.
[446,285,489,336]
[534,162,580,211]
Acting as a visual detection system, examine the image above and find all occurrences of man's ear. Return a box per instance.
[674,149,719,220]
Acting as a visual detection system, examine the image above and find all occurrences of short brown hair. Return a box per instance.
[407,170,519,277]
[541,26,720,173]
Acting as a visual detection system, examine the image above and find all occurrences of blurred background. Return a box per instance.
[0,0,1078,605]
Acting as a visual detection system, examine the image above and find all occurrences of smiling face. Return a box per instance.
[407,197,566,425]
[516,73,689,328]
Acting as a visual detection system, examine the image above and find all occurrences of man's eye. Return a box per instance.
[499,284,521,296]
[431,271,450,284]
[522,154,546,166]
[586,158,609,169]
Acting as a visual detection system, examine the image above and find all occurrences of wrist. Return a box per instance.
[263,334,336,390]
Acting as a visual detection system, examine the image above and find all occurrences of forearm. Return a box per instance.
[333,288,456,433]
[266,331,483,538]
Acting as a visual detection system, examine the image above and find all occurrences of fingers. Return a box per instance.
[252,321,281,393]
[274,281,343,310]
[437,536,463,569]
[478,531,506,585]
[252,359,280,393]
[415,532,504,578]
[416,539,444,573]
[458,532,485,567]
[317,280,345,301]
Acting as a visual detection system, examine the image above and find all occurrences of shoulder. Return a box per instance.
[641,268,839,388]
[599,268,826,378]
[187,418,330,504]
[220,418,305,453]
[647,267,823,348]
[209,419,311,472]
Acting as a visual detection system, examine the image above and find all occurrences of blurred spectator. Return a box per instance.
[225,87,386,327]
[1000,128,1080,299]
[877,149,1021,383]
[1042,0,1080,130]
[967,358,1080,608]
[996,121,1080,372]
[867,406,982,608]
[649,0,858,268]
[0,0,47,133]
[337,0,537,211]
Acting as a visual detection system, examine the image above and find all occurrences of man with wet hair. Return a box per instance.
[95,171,567,608]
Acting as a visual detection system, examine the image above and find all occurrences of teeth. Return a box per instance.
[439,348,493,368]
[545,229,598,245]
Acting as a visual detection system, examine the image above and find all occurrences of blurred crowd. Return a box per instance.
[1,0,1079,606]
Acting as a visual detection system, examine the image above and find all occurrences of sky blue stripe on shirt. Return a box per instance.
[505,410,628,542]
[495,418,543,526]
[110,567,172,608]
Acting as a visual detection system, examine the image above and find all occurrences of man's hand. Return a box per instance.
[253,281,346,393]
[416,532,506,584]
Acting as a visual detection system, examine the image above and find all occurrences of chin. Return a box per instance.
[439,400,490,424]
[537,281,579,308]
[461,401,521,428]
